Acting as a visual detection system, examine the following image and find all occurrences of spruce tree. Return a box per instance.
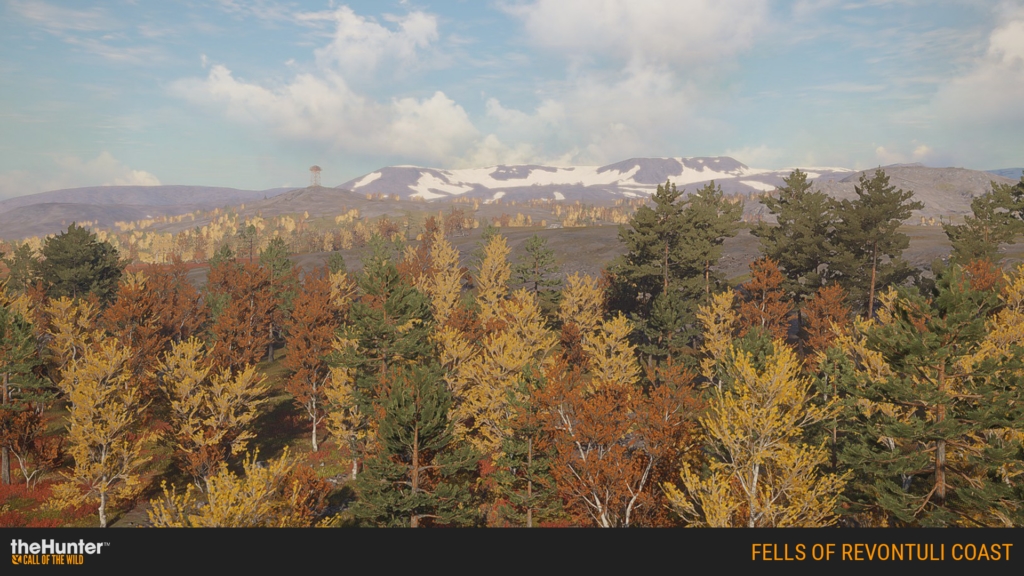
[1,243,38,294]
[830,169,923,317]
[513,234,560,316]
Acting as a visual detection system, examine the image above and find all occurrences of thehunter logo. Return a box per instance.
[10,539,109,566]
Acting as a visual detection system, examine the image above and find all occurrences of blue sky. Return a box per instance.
[1,0,1022,198]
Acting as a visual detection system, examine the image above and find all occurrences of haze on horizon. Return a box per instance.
[0,0,1022,200]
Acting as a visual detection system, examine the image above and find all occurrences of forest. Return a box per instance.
[2,167,1024,528]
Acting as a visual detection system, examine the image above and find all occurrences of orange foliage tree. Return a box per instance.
[802,283,852,356]
[737,257,792,340]
[535,353,701,527]
[284,267,345,452]
[207,261,278,373]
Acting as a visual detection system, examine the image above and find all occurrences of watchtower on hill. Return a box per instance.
[309,165,322,187]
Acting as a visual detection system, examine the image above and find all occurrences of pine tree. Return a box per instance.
[333,237,434,410]
[353,363,480,527]
[609,180,741,357]
[831,169,923,317]
[0,306,45,484]
[835,263,1024,527]
[34,223,125,302]
[513,234,560,313]
[1,243,38,294]
[752,169,836,301]
[943,180,1024,264]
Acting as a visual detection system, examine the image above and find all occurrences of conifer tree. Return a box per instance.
[752,169,836,301]
[34,223,125,303]
[1,243,38,294]
[513,234,560,313]
[609,180,741,357]
[333,236,433,410]
[835,263,1024,527]
[474,233,512,325]
[831,169,923,317]
[0,306,45,484]
[353,363,480,527]
[943,180,1024,264]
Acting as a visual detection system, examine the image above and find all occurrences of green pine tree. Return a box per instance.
[830,169,923,317]
[513,234,561,317]
[943,180,1024,264]
[752,169,836,301]
[1,243,39,294]
[0,307,47,484]
[33,223,125,302]
[835,264,1024,527]
[609,180,741,358]
[352,363,481,527]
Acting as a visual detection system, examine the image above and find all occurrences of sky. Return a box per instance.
[0,0,1022,198]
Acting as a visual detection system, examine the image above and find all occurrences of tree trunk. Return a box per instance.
[312,420,318,453]
[99,489,107,528]
[2,373,9,485]
[935,364,947,505]
[527,437,533,528]
[411,423,420,528]
[868,242,878,318]
[350,457,358,481]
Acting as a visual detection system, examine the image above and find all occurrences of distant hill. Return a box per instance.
[336,156,855,202]
[0,158,1018,241]
[986,168,1024,180]
[0,185,295,240]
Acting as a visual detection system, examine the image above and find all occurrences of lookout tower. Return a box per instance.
[309,165,322,187]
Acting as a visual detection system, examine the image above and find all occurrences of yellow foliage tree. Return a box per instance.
[324,348,372,480]
[696,290,738,389]
[665,342,847,527]
[474,234,511,325]
[452,288,555,452]
[147,447,315,527]
[44,297,102,390]
[557,272,603,336]
[582,313,639,389]
[154,337,269,483]
[63,338,153,527]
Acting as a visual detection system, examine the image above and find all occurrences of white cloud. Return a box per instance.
[505,0,770,68]
[924,7,1024,128]
[0,152,160,199]
[478,65,709,166]
[312,7,439,77]
[724,145,788,168]
[8,0,110,32]
[173,65,478,164]
[873,143,936,165]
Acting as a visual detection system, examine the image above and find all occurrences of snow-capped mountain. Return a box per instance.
[337,157,856,202]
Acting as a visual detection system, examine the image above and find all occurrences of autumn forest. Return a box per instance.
[3,168,1024,528]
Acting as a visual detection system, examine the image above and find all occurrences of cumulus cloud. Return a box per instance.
[873,143,937,165]
[173,66,478,164]
[504,0,770,68]
[312,7,439,78]
[927,12,1024,127]
[0,152,160,199]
